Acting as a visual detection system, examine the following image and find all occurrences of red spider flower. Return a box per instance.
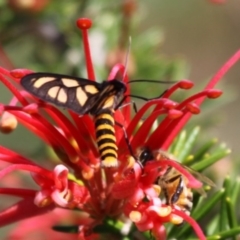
[0,17,239,240]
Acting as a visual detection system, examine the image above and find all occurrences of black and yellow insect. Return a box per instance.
[137,147,215,225]
[21,72,128,167]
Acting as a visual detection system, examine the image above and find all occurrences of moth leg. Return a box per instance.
[118,101,138,114]
[115,121,137,161]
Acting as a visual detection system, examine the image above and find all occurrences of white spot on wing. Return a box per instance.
[62,78,79,87]
[85,85,99,94]
[48,86,60,99]
[76,87,87,106]
[57,88,67,103]
[33,77,56,88]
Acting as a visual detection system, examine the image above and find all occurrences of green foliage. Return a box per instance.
[167,127,239,240]
[0,1,239,239]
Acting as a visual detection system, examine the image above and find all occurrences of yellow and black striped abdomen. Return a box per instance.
[94,110,118,167]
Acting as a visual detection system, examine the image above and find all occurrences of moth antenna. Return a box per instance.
[122,36,132,81]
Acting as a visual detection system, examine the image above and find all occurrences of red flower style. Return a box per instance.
[0,17,239,240]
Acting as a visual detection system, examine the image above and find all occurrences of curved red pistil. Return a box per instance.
[76,18,92,29]
[176,89,222,111]
[172,208,206,240]
[154,80,194,112]
[162,80,194,98]
[10,69,34,79]
[76,18,95,81]
[186,103,200,114]
[160,50,240,149]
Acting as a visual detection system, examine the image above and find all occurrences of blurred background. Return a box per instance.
[0,0,240,238]
[0,0,240,166]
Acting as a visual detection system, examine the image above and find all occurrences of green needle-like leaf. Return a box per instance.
[231,177,240,206]
[219,175,230,231]
[207,215,220,236]
[172,130,187,157]
[193,188,225,221]
[223,175,231,197]
[225,197,238,229]
[206,227,240,240]
[175,189,225,238]
[179,126,200,163]
[193,138,218,163]
[191,148,231,172]
[192,186,212,209]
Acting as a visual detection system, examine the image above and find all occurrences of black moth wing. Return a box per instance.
[20,73,105,115]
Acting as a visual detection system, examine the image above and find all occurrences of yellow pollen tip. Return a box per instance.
[70,138,79,151]
[170,214,184,225]
[153,184,161,195]
[127,155,136,168]
[38,197,52,207]
[70,155,79,163]
[158,206,172,217]
[129,211,142,222]
[82,168,94,179]
[0,112,18,134]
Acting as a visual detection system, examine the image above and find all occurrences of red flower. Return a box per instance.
[0,17,239,240]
